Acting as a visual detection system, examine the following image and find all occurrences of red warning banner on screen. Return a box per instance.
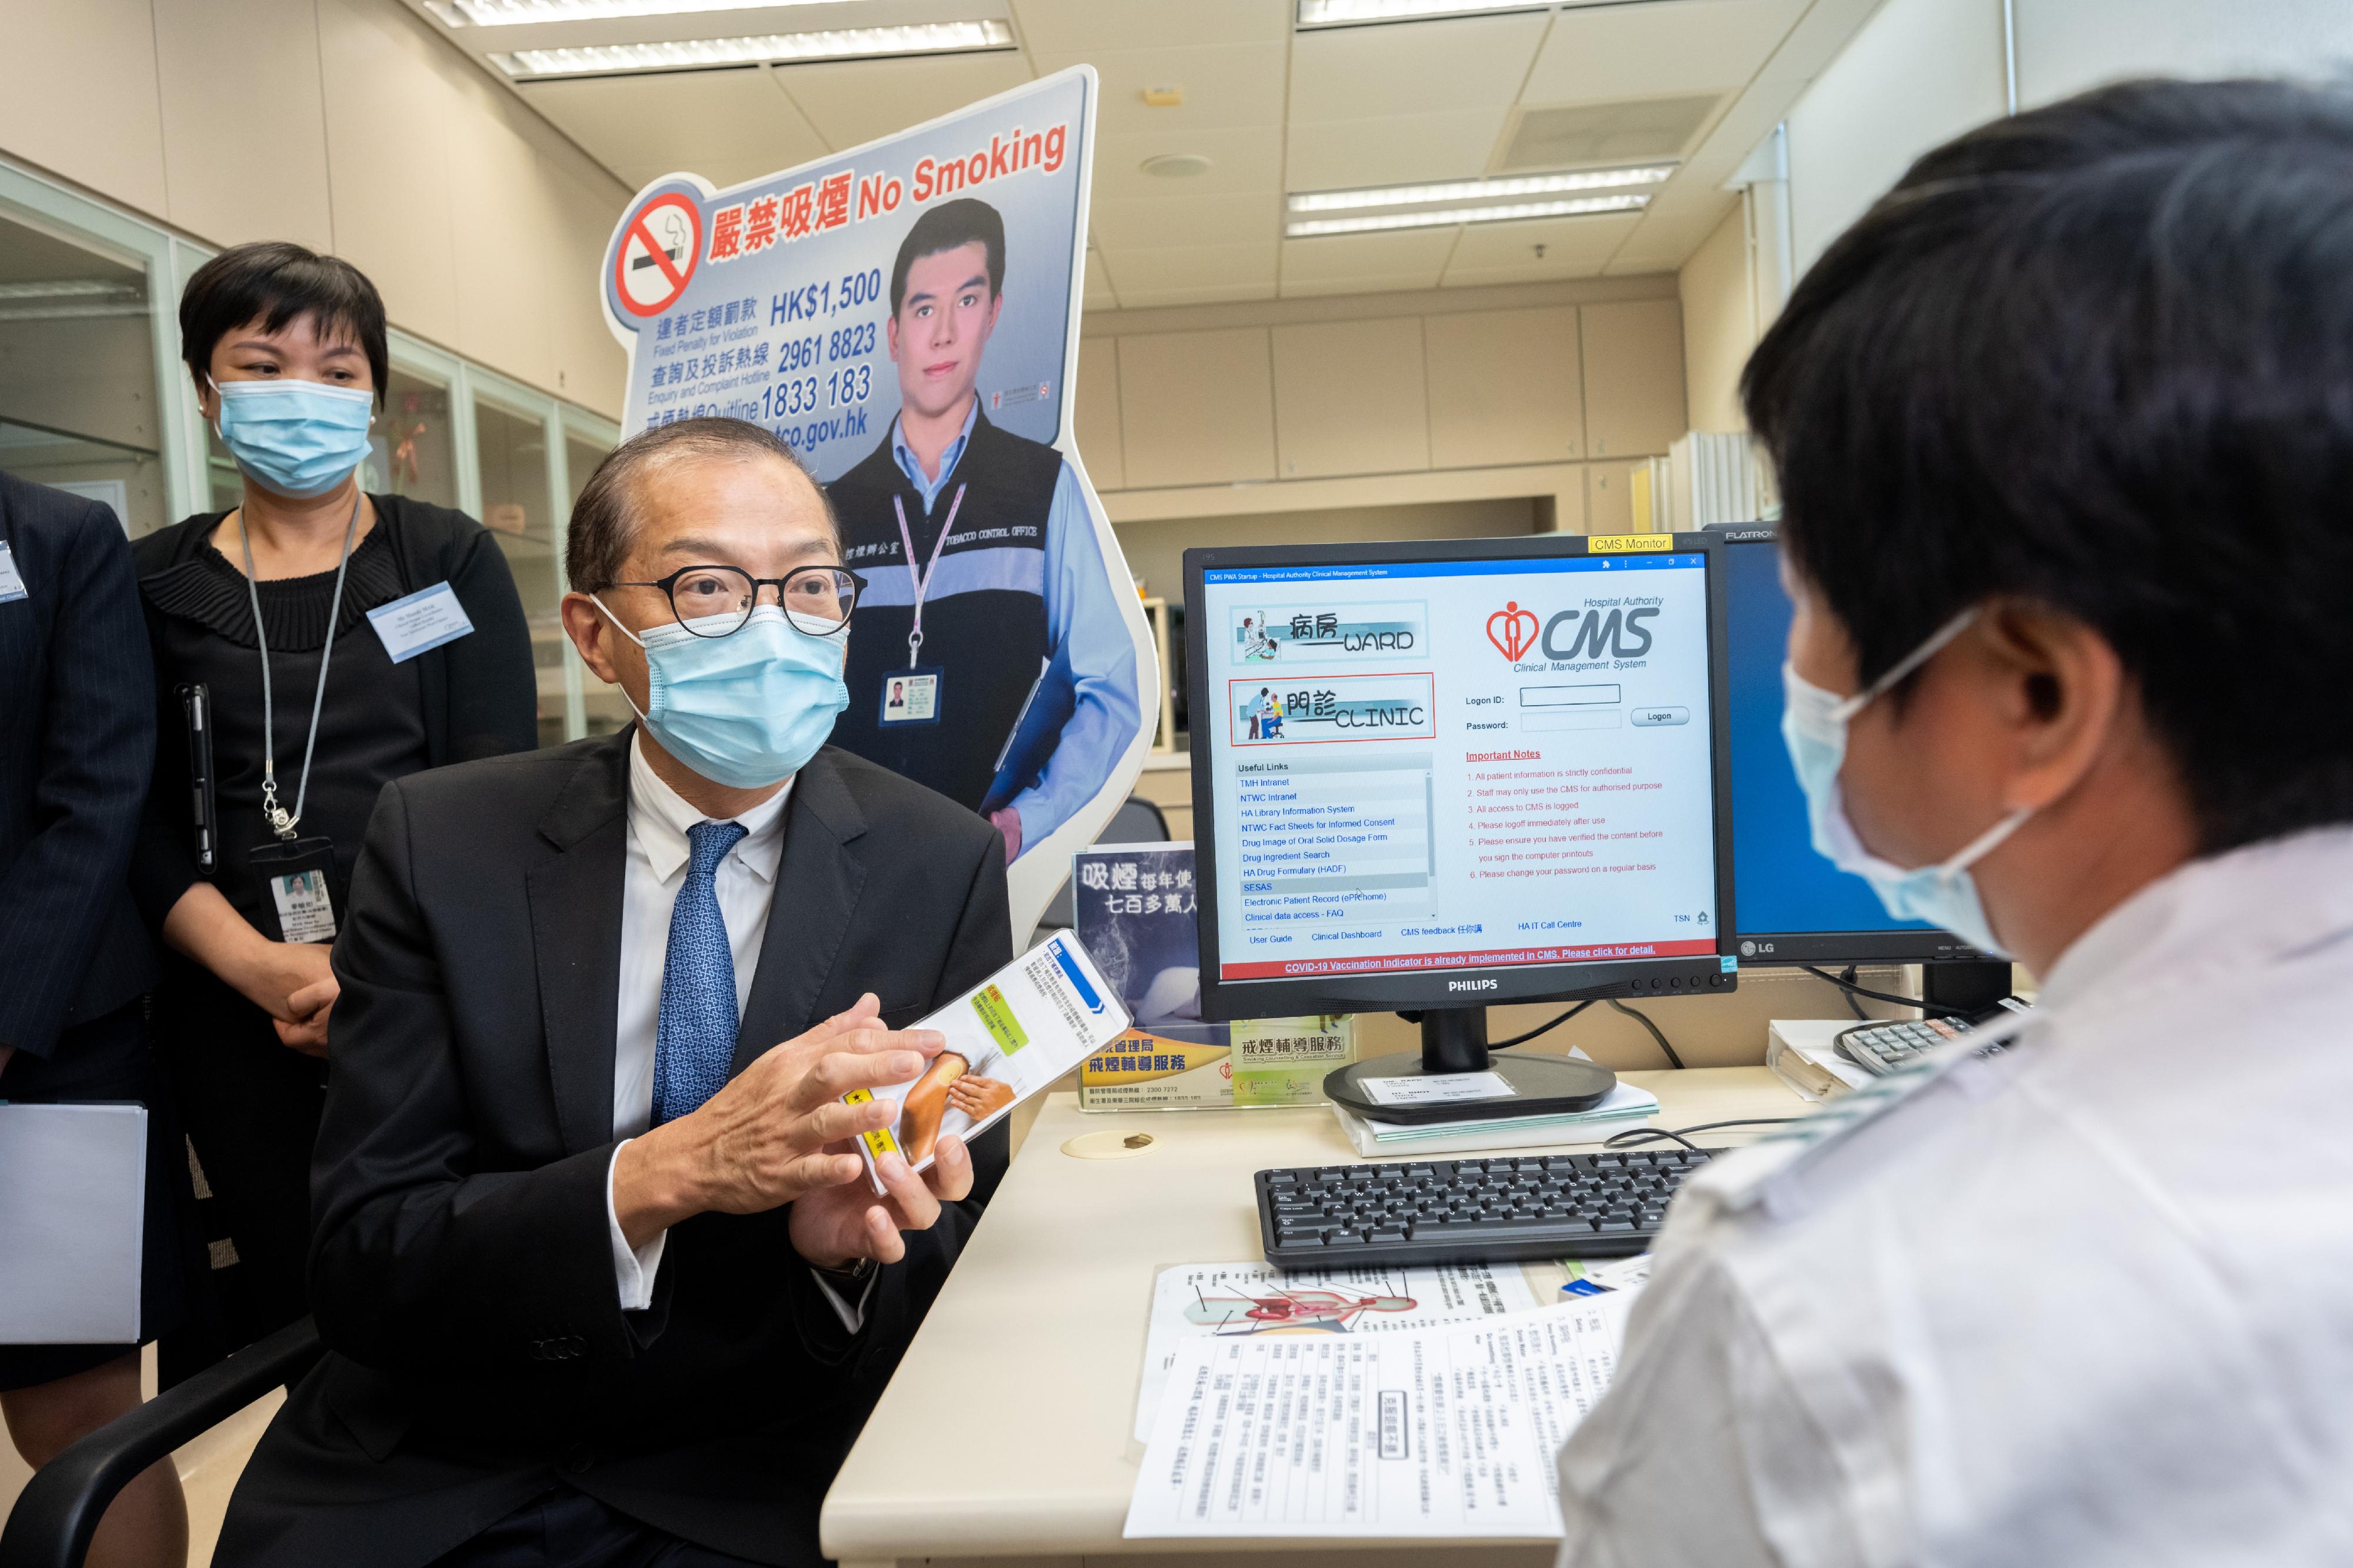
[1222,937,1717,980]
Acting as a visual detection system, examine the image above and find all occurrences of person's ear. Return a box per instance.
[561,592,629,688]
[982,292,1004,339]
[193,369,219,423]
[1974,600,2127,815]
[885,313,901,363]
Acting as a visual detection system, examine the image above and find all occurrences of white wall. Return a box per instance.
[1784,0,2353,280]
[1678,203,1751,435]
[0,0,631,416]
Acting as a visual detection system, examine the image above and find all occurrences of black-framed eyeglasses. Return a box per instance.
[609,563,862,639]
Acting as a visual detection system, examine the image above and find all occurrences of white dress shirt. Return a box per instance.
[602,734,871,1329]
[1554,826,2353,1567]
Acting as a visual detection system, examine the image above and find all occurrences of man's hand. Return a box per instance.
[274,976,338,1057]
[945,1074,1015,1121]
[611,995,942,1250]
[988,805,1023,863]
[789,1133,975,1271]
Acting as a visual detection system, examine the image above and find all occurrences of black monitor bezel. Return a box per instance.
[1185,531,1740,1023]
[1712,526,1991,967]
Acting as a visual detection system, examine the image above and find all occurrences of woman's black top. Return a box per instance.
[130,495,536,934]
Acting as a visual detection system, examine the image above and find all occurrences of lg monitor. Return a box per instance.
[1185,533,1738,1120]
[1713,525,2010,1010]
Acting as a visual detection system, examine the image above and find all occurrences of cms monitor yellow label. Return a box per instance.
[1587,533,1673,553]
[842,1086,900,1160]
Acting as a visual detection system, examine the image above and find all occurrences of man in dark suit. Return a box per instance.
[0,469,189,1565]
[217,419,1012,1568]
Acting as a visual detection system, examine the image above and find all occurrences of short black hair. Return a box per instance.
[889,198,1005,317]
[1743,77,2353,855]
[566,417,835,592]
[179,242,389,406]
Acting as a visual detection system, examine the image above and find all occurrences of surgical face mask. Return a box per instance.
[212,377,376,500]
[1780,609,2032,956]
[592,600,849,789]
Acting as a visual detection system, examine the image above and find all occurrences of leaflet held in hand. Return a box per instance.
[842,933,1129,1191]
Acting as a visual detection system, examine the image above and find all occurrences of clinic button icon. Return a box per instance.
[1631,706,1689,727]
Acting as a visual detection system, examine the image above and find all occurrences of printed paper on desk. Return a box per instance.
[1125,1293,1631,1539]
[843,933,1129,1192]
[1134,1259,1541,1442]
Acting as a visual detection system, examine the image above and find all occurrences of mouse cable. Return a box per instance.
[1836,965,1869,1021]
[1799,964,1969,1019]
[1607,999,1685,1070]
[1604,1117,1800,1153]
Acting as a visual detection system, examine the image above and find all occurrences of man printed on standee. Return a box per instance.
[217,418,1012,1568]
[1552,80,2353,1566]
[827,197,1140,863]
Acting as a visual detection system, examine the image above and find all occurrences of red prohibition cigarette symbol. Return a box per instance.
[1488,601,1539,660]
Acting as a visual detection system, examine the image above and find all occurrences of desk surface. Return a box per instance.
[821,1067,1813,1565]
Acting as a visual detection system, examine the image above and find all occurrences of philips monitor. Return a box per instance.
[1185,533,1738,1121]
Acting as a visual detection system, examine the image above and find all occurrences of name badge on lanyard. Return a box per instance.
[365,579,474,663]
[880,485,966,728]
[0,541,27,603]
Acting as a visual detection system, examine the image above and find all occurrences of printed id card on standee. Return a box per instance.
[842,933,1130,1193]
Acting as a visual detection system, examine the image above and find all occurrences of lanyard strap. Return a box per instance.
[241,493,363,841]
[892,483,967,669]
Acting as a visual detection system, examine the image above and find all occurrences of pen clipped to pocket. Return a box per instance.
[844,933,1131,1193]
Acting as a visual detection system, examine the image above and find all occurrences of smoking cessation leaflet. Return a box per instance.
[1203,555,1719,983]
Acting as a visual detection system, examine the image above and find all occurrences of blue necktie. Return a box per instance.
[652,819,748,1126]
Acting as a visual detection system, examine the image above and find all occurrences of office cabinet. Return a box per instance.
[1269,316,1430,480]
[1425,306,1584,469]
[1117,326,1277,489]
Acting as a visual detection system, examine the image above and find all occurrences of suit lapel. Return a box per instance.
[526,733,632,1156]
[732,748,871,1076]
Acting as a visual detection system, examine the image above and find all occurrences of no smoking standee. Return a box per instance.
[614,192,701,318]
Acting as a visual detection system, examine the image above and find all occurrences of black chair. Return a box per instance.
[1038,793,1171,930]
[0,1317,321,1568]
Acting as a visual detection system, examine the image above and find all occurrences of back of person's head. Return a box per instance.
[889,198,1006,316]
[179,241,389,405]
[566,417,836,590]
[1745,76,2353,855]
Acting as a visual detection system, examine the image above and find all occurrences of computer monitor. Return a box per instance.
[1713,525,1994,969]
[1185,533,1738,1120]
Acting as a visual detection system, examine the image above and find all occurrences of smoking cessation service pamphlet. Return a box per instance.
[842,933,1130,1192]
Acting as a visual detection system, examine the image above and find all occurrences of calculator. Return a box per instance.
[1833,997,2028,1076]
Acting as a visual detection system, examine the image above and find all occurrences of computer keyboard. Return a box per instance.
[1255,1148,1723,1269]
[1833,1016,1969,1076]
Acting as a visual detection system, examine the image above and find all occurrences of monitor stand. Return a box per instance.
[1323,1007,1619,1127]
[1922,958,2014,1015]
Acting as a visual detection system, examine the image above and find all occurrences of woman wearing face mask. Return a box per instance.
[129,242,535,1353]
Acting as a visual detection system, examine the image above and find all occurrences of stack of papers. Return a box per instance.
[1765,1018,1874,1101]
[1330,1082,1661,1157]
[1124,1292,1632,1539]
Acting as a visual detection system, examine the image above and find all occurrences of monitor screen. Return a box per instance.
[1718,528,1982,963]
[1189,537,1737,1019]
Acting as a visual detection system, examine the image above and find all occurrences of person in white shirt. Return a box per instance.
[1555,78,2353,1566]
[218,417,1015,1568]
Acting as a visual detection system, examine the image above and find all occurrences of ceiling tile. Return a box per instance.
[1441,210,1640,284]
[1094,125,1284,199]
[520,69,826,190]
[1102,240,1277,293]
[1289,10,1550,122]
[775,51,1036,152]
[1279,229,1455,289]
[1286,107,1507,191]
[1089,189,1280,250]
[1032,42,1287,134]
[1009,0,1289,54]
[1084,249,1121,308]
[1522,0,1807,104]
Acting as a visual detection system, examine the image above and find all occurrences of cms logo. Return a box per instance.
[1488,603,1662,660]
[1447,978,1499,992]
[1486,602,1539,660]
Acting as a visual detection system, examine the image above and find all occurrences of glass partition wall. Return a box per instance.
[0,154,624,746]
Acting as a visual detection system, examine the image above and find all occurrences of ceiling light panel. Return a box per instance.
[1297,0,1549,26]
[492,18,1012,75]
[1287,191,1648,236]
[1288,163,1674,214]
[434,0,856,23]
